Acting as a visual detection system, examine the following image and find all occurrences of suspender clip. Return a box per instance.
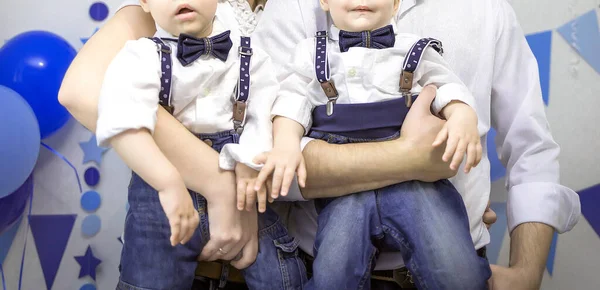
[233,101,247,134]
[156,43,172,54]
[320,81,339,116]
[399,71,414,108]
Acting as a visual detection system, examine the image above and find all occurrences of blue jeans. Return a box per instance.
[305,131,491,290]
[117,130,305,290]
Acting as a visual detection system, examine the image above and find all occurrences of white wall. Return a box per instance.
[0,0,599,289]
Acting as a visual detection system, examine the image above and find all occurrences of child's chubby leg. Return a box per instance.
[376,180,491,290]
[242,206,307,290]
[117,173,209,290]
[304,192,382,290]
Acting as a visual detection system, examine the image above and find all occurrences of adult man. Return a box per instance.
[252,0,580,289]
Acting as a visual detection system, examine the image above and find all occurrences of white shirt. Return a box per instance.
[254,0,581,270]
[98,2,278,170]
[272,22,476,134]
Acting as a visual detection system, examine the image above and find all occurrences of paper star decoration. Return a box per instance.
[79,135,108,165]
[81,27,99,44]
[74,246,102,280]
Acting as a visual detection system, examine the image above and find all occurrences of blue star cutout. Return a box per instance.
[81,27,99,45]
[79,135,108,165]
[74,246,102,280]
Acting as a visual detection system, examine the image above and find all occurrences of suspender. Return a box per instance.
[399,37,443,107]
[149,36,253,134]
[149,37,175,114]
[234,36,253,134]
[313,33,444,111]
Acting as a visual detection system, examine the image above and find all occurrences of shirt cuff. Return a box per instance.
[432,83,477,114]
[218,144,263,171]
[96,107,157,147]
[271,94,313,134]
[507,182,581,234]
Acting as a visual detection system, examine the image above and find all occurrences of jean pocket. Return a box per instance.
[273,235,306,290]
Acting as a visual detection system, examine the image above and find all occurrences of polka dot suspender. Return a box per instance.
[398,37,443,107]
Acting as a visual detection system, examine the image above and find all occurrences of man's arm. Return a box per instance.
[488,0,580,288]
[58,5,235,201]
[301,86,456,198]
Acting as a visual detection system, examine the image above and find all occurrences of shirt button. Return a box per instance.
[347,68,357,77]
[203,88,211,95]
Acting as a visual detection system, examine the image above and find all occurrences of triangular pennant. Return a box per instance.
[546,231,559,275]
[29,215,76,290]
[0,214,24,265]
[557,9,600,74]
[487,202,508,265]
[579,183,600,239]
[525,31,552,105]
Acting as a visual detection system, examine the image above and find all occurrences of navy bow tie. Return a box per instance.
[177,30,233,66]
[338,25,395,52]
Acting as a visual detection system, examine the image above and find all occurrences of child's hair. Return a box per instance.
[227,0,265,36]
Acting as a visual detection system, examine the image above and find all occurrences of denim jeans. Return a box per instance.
[117,130,305,290]
[304,130,491,290]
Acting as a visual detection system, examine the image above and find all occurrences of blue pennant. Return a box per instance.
[79,135,108,166]
[579,183,600,239]
[525,31,552,105]
[487,202,508,265]
[80,28,100,45]
[546,231,558,275]
[557,9,600,74]
[0,213,24,265]
[74,246,102,281]
[29,215,76,290]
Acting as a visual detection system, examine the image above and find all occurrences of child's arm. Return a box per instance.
[415,44,481,173]
[110,129,198,246]
[96,39,198,246]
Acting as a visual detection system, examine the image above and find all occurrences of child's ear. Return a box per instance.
[139,0,151,13]
[319,0,330,12]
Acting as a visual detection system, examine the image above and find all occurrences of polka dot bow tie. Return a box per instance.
[177,30,233,66]
[338,25,395,52]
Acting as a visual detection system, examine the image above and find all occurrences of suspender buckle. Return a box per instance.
[315,31,328,38]
[156,43,172,54]
[399,71,414,108]
[238,46,253,56]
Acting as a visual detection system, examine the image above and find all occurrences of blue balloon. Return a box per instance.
[0,86,40,197]
[0,174,34,233]
[0,31,76,139]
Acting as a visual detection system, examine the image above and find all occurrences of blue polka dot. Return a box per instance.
[81,191,101,212]
[80,284,96,290]
[84,167,100,187]
[89,2,109,22]
[82,215,101,237]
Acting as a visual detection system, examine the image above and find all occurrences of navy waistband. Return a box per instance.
[310,95,417,139]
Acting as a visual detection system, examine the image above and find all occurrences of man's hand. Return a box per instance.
[399,85,457,182]
[199,179,258,268]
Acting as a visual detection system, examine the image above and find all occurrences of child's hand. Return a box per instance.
[158,179,200,246]
[432,102,482,173]
[235,163,269,212]
[253,145,307,200]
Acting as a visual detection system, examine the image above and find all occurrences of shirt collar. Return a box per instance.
[329,20,398,42]
[396,0,418,20]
